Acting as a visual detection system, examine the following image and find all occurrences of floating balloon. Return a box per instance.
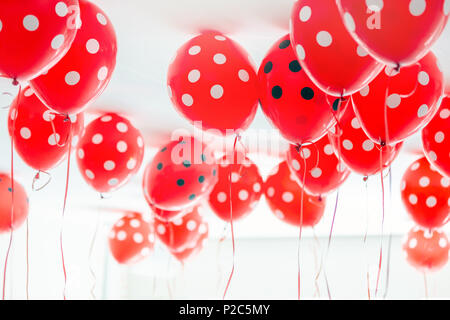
[143,137,218,211]
[154,206,208,252]
[108,212,155,265]
[287,135,350,196]
[0,0,79,83]
[208,155,263,222]
[150,205,188,223]
[353,53,444,145]
[0,173,29,233]
[76,113,144,194]
[30,0,117,115]
[328,105,402,177]
[337,0,449,67]
[401,157,450,229]
[171,226,208,263]
[422,97,450,178]
[258,34,341,145]
[290,0,383,97]
[403,227,449,272]
[264,161,326,227]
[167,31,258,134]
[8,87,84,172]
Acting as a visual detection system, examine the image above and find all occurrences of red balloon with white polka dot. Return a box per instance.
[208,155,263,222]
[290,0,383,97]
[108,212,155,265]
[8,86,84,172]
[422,96,450,178]
[337,0,449,67]
[171,228,208,263]
[353,53,444,146]
[403,227,449,272]
[287,135,351,196]
[0,173,29,233]
[264,161,326,227]
[30,0,117,115]
[0,0,79,83]
[328,105,403,177]
[258,34,342,146]
[401,157,450,230]
[167,31,258,134]
[76,112,145,194]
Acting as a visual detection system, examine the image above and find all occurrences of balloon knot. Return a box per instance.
[12,78,19,86]
[380,140,386,147]
[363,176,368,182]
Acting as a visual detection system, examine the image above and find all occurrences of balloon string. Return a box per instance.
[26,217,29,300]
[49,114,71,148]
[60,124,73,300]
[88,205,101,300]
[382,169,393,299]
[31,170,52,191]
[312,228,323,299]
[374,147,385,298]
[423,272,428,299]
[216,224,227,297]
[296,145,307,300]
[367,271,371,300]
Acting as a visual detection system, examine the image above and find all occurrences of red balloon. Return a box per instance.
[8,87,84,172]
[287,135,350,196]
[167,31,258,134]
[108,212,155,265]
[337,0,449,67]
[143,137,218,211]
[76,113,145,194]
[353,53,444,145]
[208,155,263,222]
[290,0,383,97]
[401,157,450,229]
[171,227,208,263]
[155,206,208,252]
[0,173,29,233]
[150,205,189,223]
[258,34,343,145]
[30,0,117,115]
[328,105,403,176]
[0,0,79,83]
[403,227,449,272]
[264,161,326,227]
[422,97,450,178]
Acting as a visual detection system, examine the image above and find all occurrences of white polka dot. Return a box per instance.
[0,20,2,32]
[343,139,353,150]
[419,176,430,187]
[435,131,445,143]
[409,194,418,205]
[282,192,294,203]
[97,67,108,81]
[133,233,143,243]
[428,151,437,161]
[108,178,118,186]
[214,35,226,41]
[116,122,128,133]
[97,13,107,25]
[267,187,275,197]
[117,231,126,241]
[385,66,400,77]
[188,69,200,83]
[411,162,420,171]
[65,71,80,85]
[296,44,305,60]
[20,127,31,139]
[10,109,17,121]
[316,31,332,47]
[116,141,127,153]
[213,53,226,64]
[311,167,322,178]
[137,136,144,148]
[366,0,384,11]
[217,192,227,203]
[445,0,450,15]
[210,85,224,99]
[104,160,115,171]
[359,86,370,98]
[92,134,103,144]
[387,94,401,108]
[337,162,347,173]
[356,45,369,57]
[417,104,429,118]
[156,224,166,235]
[127,159,137,170]
[344,12,355,32]
[440,109,450,119]
[101,115,112,122]
[231,172,240,183]
[188,45,201,55]
[86,39,100,54]
[426,196,437,208]
[300,148,311,159]
[48,133,60,146]
[85,170,95,180]
[77,149,85,159]
[351,117,361,129]
[23,15,39,31]
[401,180,406,191]
[238,190,249,201]
[182,94,193,107]
[42,110,55,122]
[291,159,301,171]
[441,177,450,188]
[186,220,197,231]
[418,71,429,86]
[51,35,65,49]
[55,2,68,17]
[324,144,334,155]
[299,6,312,22]
[238,69,249,82]
[253,183,261,193]
[275,210,285,220]
[116,220,125,227]
[409,238,417,249]
[409,0,426,16]
[362,140,374,151]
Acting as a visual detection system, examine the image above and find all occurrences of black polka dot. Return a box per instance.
[177,179,185,186]
[264,61,273,74]
[289,60,301,72]
[279,39,290,49]
[157,162,163,170]
[301,87,314,100]
[183,160,191,168]
[272,86,283,99]
[332,99,340,111]
[189,194,196,200]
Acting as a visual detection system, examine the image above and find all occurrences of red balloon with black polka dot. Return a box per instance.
[0,0,79,83]
[76,112,145,194]
[401,157,450,230]
[328,105,403,177]
[258,34,343,146]
[353,53,444,146]
[264,161,326,227]
[403,227,449,272]
[208,154,263,222]
[0,173,29,233]
[287,134,350,196]
[8,86,84,172]
[422,96,450,178]
[30,0,117,115]
[108,212,155,265]
[167,31,258,134]
[290,0,383,97]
